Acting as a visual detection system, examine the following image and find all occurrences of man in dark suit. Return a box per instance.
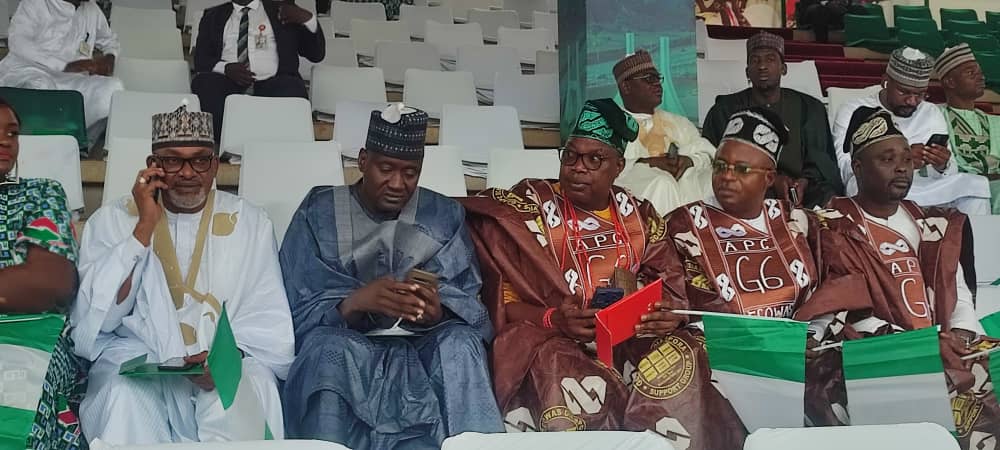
[192,0,324,143]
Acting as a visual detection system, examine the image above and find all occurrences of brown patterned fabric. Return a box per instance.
[151,103,214,150]
[613,49,657,84]
[746,31,784,58]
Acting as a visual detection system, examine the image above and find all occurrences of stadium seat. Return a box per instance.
[184,0,225,31]
[493,72,559,124]
[239,141,345,244]
[987,11,1000,33]
[704,37,747,61]
[318,16,336,37]
[17,135,85,211]
[112,0,171,8]
[940,8,979,24]
[535,49,558,74]
[332,100,391,159]
[0,87,88,149]
[440,104,523,164]
[115,58,192,94]
[826,84,881,123]
[978,51,1000,91]
[498,26,555,64]
[953,32,1000,54]
[897,29,945,57]
[323,38,361,67]
[418,146,467,196]
[441,432,677,449]
[310,66,387,115]
[486,148,559,188]
[426,21,485,62]
[0,0,8,39]
[90,439,352,450]
[376,41,442,85]
[331,1,386,36]
[844,13,898,54]
[399,4,453,39]
[403,69,477,118]
[350,18,411,58]
[943,19,991,39]
[532,11,558,43]
[101,137,153,206]
[784,60,824,102]
[219,95,314,157]
[468,8,519,42]
[696,59,748,124]
[695,18,708,55]
[457,45,521,90]
[970,215,1000,285]
[895,16,940,34]
[107,91,200,146]
[111,7,184,59]
[437,0,500,22]
[893,4,933,21]
[744,423,959,450]
[502,0,549,27]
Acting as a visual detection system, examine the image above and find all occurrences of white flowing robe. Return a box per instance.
[617,108,715,216]
[0,0,124,129]
[71,191,295,445]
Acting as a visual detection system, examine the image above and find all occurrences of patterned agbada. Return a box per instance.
[462,179,747,450]
[0,178,85,450]
[940,105,1000,214]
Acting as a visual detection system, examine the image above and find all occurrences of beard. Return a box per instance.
[164,187,209,210]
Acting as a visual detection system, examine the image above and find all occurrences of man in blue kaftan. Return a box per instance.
[278,103,503,450]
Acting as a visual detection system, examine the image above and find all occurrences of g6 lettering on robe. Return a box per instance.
[735,255,784,294]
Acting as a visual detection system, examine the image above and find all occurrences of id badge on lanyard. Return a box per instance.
[79,32,91,56]
[255,24,267,50]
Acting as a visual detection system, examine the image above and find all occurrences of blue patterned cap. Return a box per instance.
[365,103,428,160]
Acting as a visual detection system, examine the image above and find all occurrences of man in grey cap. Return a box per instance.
[832,46,991,215]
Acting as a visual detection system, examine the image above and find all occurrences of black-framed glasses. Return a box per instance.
[711,159,774,176]
[154,155,216,174]
[630,73,664,85]
[560,148,610,171]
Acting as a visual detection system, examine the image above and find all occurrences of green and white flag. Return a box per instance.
[0,314,65,449]
[842,326,953,430]
[207,305,273,440]
[701,312,809,431]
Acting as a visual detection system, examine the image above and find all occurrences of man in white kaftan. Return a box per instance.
[613,50,715,215]
[0,0,124,135]
[70,105,294,445]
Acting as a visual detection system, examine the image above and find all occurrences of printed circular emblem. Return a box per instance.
[952,392,984,437]
[539,406,586,431]
[851,116,888,147]
[633,335,696,400]
[723,117,744,136]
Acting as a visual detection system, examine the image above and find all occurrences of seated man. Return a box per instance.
[614,49,716,215]
[702,32,843,208]
[463,99,746,450]
[798,106,1000,447]
[280,104,502,450]
[71,104,295,444]
[0,0,123,139]
[192,0,325,144]
[935,44,1000,214]
[832,47,991,215]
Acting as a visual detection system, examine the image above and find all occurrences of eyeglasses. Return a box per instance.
[711,159,774,176]
[560,148,611,171]
[154,155,216,174]
[630,73,664,85]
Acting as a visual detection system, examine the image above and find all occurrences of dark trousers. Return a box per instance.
[191,72,308,143]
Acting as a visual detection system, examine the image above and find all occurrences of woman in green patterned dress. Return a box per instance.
[0,98,85,449]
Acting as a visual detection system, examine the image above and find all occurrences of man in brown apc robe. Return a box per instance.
[463,99,746,450]
[795,106,1000,448]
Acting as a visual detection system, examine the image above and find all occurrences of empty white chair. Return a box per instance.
[486,148,559,188]
[114,0,172,9]
[112,7,184,59]
[324,38,360,67]
[107,91,201,145]
[350,18,411,57]
[184,0,225,31]
[318,16,336,37]
[332,100,391,158]
[440,105,523,163]
[493,72,558,123]
[399,4,453,39]
[704,37,748,61]
[310,66,387,115]
[220,95,314,156]
[331,1,386,36]
[827,85,881,123]
[425,21,484,61]
[403,69,477,118]
[376,41,441,85]
[696,18,708,55]
[438,0,500,22]
[532,11,557,43]
[502,0,548,26]
[457,45,520,89]
[534,49,557,74]
[102,137,153,206]
[498,26,555,64]
[17,135,85,211]
[467,8,518,42]
[784,60,824,103]
[239,141,345,244]
[418,145,467,196]
[115,58,191,94]
[696,59,748,124]
[971,215,1000,284]
[744,423,959,450]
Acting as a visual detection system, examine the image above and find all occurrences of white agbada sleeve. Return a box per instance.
[7,0,68,71]
[92,4,120,57]
[670,110,715,171]
[950,264,983,335]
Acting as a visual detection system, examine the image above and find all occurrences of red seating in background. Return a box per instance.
[706,24,794,40]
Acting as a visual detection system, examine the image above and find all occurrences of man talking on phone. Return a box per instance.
[832,47,991,214]
[279,103,502,449]
[71,103,295,443]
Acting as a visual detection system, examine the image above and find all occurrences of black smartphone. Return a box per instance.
[157,356,197,371]
[926,134,949,147]
[789,186,800,206]
[667,143,680,159]
[591,287,625,309]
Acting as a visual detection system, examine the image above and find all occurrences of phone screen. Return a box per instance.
[926,134,949,147]
[157,357,193,371]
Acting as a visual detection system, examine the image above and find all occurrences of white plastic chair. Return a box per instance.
[239,141,346,244]
[310,66,387,115]
[331,1,386,36]
[376,41,441,85]
[695,18,708,55]
[114,0,172,8]
[696,59,749,125]
[485,148,559,189]
[534,49,558,74]
[442,432,677,449]
[115,58,191,94]
[403,69,477,118]
[350,18,411,57]
[827,85,881,123]
[418,145,467,196]
[112,7,184,59]
[332,100,391,159]
[399,4,453,39]
[102,137,153,206]
[456,45,520,89]
[744,423,959,450]
[17,135,85,211]
[532,11,557,43]
[467,8,518,42]
[502,0,548,26]
[704,37,747,61]
[219,95,314,156]
[184,0,224,31]
[437,0,500,22]
[318,16,336,37]
[497,26,555,64]
[425,21,484,61]
[971,215,1000,284]
[440,104,523,163]
[784,60,824,103]
[323,38,360,67]
[493,72,559,124]
[106,91,201,144]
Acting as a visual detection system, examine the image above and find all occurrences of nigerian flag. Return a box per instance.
[0,314,65,449]
[702,312,808,431]
[207,304,273,440]
[842,326,954,430]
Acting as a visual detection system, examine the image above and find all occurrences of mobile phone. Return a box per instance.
[926,134,949,147]
[789,186,800,206]
[591,287,625,309]
[157,356,197,371]
[406,268,439,289]
[666,143,680,159]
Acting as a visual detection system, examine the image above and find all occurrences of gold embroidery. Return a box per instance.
[634,336,696,400]
[953,392,984,437]
[212,212,238,236]
[540,406,587,431]
[491,189,539,214]
[647,216,666,243]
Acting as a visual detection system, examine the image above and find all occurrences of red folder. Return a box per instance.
[595,279,662,367]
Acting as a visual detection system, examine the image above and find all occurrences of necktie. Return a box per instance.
[237,6,250,65]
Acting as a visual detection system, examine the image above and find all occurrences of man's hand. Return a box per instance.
[93,54,115,76]
[773,174,808,207]
[64,59,96,74]
[552,302,598,342]
[940,330,974,370]
[185,351,216,391]
[224,63,255,87]
[642,155,694,179]
[278,3,313,25]
[923,143,951,172]
[340,276,426,322]
[636,301,685,336]
[410,284,443,325]
[131,164,168,247]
